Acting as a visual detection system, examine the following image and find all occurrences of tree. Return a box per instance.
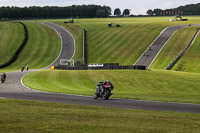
[123,9,130,17]
[114,8,121,16]
[103,6,112,16]
[0,5,112,18]
[153,8,162,16]
[96,10,106,17]
[146,9,153,16]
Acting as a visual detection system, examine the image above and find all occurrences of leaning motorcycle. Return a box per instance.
[93,82,113,100]
[1,77,6,83]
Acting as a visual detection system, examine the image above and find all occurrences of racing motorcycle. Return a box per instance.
[93,82,113,100]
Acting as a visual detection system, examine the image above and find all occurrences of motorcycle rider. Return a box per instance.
[1,73,6,78]
[96,80,113,93]
[103,80,113,90]
[1,73,6,83]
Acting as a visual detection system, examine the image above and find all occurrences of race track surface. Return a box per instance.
[1,22,200,113]
[41,22,75,68]
[134,24,200,68]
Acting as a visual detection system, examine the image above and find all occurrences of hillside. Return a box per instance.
[50,17,200,65]
[1,22,61,71]
[173,32,200,73]
[0,22,24,65]
[150,26,198,69]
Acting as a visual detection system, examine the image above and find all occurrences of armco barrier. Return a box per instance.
[82,28,87,65]
[0,22,28,68]
[54,64,146,70]
[165,28,200,70]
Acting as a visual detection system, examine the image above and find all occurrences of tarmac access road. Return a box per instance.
[41,22,75,68]
[0,22,200,113]
[134,24,200,68]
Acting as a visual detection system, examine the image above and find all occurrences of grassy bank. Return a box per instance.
[150,26,200,69]
[47,17,200,65]
[1,22,61,71]
[0,99,199,133]
[0,22,24,65]
[23,70,200,104]
[172,32,200,73]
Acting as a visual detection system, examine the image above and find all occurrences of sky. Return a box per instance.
[0,0,200,15]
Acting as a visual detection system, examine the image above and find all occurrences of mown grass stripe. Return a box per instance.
[0,22,24,65]
[1,22,61,71]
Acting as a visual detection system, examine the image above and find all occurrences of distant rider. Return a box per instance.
[1,73,6,83]
[21,66,24,72]
[1,73,6,79]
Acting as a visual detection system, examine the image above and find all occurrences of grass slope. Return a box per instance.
[1,22,61,71]
[150,26,199,69]
[48,17,200,65]
[173,32,200,73]
[0,99,200,133]
[0,22,24,65]
[23,70,200,104]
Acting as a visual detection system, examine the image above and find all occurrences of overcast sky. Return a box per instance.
[0,0,199,15]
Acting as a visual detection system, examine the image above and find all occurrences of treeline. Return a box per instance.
[0,5,111,18]
[147,3,200,16]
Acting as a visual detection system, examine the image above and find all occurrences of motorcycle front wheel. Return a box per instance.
[93,93,98,99]
[1,78,5,83]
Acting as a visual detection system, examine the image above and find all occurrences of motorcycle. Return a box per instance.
[1,77,6,83]
[93,82,113,100]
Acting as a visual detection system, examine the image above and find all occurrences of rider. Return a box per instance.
[96,80,113,94]
[103,80,113,90]
[1,73,6,83]
[1,73,6,79]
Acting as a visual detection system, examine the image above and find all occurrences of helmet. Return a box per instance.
[106,80,110,83]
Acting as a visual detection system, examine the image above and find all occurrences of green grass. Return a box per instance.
[1,21,61,71]
[47,16,200,65]
[1,17,200,132]
[49,21,83,62]
[0,22,24,65]
[150,26,200,69]
[0,99,200,133]
[23,70,200,104]
[172,32,200,73]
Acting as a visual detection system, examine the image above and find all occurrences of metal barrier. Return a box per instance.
[54,64,146,70]
[82,28,87,65]
[165,28,200,70]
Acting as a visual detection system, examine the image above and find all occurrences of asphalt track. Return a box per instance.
[41,22,75,68]
[134,24,200,68]
[1,22,200,113]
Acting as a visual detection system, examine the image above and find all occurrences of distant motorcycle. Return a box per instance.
[93,82,113,100]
